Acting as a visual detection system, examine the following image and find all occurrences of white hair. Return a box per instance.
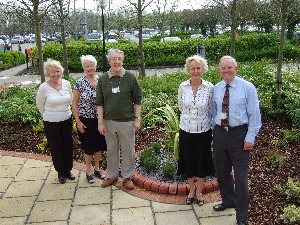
[80,55,97,68]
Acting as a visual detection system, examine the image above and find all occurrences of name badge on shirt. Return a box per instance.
[93,91,96,98]
[219,112,227,120]
[112,86,120,93]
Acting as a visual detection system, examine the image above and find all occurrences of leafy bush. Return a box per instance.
[31,33,300,71]
[162,162,176,179]
[0,51,25,69]
[139,147,160,172]
[0,84,40,126]
[275,177,300,201]
[266,151,285,167]
[150,142,161,154]
[280,205,300,224]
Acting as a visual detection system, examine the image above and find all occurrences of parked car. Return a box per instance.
[29,36,47,43]
[190,34,205,39]
[23,35,30,43]
[0,35,11,50]
[11,36,24,44]
[160,37,181,42]
[87,33,101,41]
[107,33,118,42]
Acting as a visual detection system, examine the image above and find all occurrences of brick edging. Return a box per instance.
[131,171,219,196]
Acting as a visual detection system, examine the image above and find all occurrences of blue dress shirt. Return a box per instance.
[212,76,262,144]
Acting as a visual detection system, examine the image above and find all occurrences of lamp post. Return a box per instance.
[99,0,107,72]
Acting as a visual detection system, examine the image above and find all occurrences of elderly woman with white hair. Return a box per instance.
[72,55,107,184]
[36,58,75,184]
[177,55,215,206]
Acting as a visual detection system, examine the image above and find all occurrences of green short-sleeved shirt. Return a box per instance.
[95,68,142,122]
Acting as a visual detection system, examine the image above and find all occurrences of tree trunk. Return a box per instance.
[33,4,45,83]
[59,0,69,77]
[230,0,237,57]
[275,0,289,110]
[137,0,146,78]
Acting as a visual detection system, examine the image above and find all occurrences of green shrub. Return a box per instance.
[150,142,161,154]
[37,136,48,152]
[0,84,40,126]
[266,151,285,167]
[280,205,300,224]
[162,162,176,179]
[139,147,160,172]
[275,177,300,201]
[31,33,300,71]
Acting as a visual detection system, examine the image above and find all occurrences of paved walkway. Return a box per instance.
[0,64,237,225]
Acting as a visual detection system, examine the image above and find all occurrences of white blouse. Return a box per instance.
[178,79,214,133]
[36,79,72,122]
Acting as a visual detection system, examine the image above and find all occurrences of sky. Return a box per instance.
[73,0,205,12]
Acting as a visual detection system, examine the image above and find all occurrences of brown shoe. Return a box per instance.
[123,178,134,190]
[101,177,118,188]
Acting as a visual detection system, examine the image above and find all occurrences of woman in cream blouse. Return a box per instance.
[36,58,75,184]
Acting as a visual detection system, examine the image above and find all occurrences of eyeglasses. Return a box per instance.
[111,57,123,62]
[220,66,234,70]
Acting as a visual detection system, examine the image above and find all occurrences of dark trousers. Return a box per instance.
[43,118,73,176]
[213,125,249,222]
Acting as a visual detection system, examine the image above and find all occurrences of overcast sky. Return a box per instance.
[73,0,205,12]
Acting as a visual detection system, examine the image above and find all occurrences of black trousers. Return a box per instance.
[213,125,249,222]
[43,117,73,176]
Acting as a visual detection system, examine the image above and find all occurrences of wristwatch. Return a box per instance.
[135,116,141,120]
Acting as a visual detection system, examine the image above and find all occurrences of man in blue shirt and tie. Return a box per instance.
[212,55,262,225]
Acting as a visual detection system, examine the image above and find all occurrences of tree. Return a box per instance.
[125,0,155,78]
[273,0,295,109]
[52,0,71,76]
[3,0,54,83]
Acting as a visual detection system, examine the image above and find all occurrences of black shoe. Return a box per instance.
[58,176,66,184]
[185,197,194,204]
[237,221,247,225]
[65,172,75,180]
[213,203,235,211]
[94,170,105,179]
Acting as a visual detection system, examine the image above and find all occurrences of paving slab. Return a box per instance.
[69,204,110,225]
[112,207,154,225]
[23,158,52,168]
[73,186,111,205]
[38,182,76,201]
[14,166,50,181]
[0,155,27,165]
[112,189,150,209]
[194,202,236,217]
[200,215,237,225]
[0,164,23,177]
[28,199,72,223]
[152,201,192,212]
[4,180,44,197]
[0,196,36,217]
[155,210,199,225]
[0,217,27,225]
[0,177,13,192]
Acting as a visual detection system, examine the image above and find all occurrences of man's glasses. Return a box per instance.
[220,66,234,70]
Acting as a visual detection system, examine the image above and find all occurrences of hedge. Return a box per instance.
[29,33,300,71]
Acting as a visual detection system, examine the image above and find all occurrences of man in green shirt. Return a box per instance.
[96,48,142,190]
